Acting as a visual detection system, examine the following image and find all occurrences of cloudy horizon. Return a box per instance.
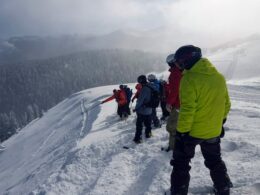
[0,0,260,46]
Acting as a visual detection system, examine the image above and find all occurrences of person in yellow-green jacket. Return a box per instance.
[168,45,232,195]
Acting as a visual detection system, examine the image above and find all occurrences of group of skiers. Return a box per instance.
[101,73,169,142]
[101,45,232,195]
[101,84,132,119]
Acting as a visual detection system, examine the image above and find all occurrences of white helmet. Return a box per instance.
[166,53,175,65]
[147,74,156,82]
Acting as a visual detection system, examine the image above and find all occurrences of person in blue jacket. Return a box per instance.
[133,75,154,143]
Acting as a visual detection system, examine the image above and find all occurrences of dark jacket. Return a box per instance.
[135,83,155,115]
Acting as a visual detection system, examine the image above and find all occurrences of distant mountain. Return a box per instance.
[0,29,179,63]
[209,34,260,53]
[207,34,260,80]
[0,35,95,63]
[1,29,260,64]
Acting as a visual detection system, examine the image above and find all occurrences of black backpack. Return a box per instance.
[144,85,160,108]
[124,86,133,103]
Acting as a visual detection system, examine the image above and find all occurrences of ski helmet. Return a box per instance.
[166,53,176,66]
[137,75,147,84]
[174,45,202,69]
[147,74,156,82]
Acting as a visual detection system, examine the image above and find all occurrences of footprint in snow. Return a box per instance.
[221,141,238,152]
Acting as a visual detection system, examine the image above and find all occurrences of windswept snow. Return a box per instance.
[0,80,260,194]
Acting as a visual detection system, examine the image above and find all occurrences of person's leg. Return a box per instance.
[117,106,122,118]
[143,114,152,138]
[127,102,131,115]
[134,114,144,142]
[170,135,199,194]
[122,104,129,119]
[200,138,232,194]
[154,108,160,127]
[160,101,169,119]
[166,109,178,150]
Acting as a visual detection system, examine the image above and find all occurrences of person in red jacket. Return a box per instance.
[165,53,183,151]
[102,89,128,119]
[131,83,142,103]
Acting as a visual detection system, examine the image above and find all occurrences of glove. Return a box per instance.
[220,118,227,138]
[131,98,135,103]
[166,104,172,113]
[175,131,189,141]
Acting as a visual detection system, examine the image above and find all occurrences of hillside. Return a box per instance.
[0,80,260,194]
[0,49,165,141]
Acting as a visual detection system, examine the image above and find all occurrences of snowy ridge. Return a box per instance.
[0,81,260,194]
[228,77,260,87]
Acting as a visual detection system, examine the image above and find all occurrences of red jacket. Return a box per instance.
[166,66,182,108]
[102,90,127,106]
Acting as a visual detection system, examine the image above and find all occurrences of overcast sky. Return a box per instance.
[0,0,259,41]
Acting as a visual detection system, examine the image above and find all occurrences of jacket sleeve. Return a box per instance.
[132,91,139,100]
[166,69,181,106]
[102,95,115,104]
[224,84,231,119]
[177,76,197,133]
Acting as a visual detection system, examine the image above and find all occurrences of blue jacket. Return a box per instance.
[135,83,154,115]
[150,79,160,92]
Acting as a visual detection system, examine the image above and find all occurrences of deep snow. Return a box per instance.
[0,78,260,195]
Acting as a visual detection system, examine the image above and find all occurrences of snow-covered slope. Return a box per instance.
[0,78,260,194]
[207,37,260,80]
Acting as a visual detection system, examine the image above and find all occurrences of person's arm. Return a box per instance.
[177,77,197,133]
[131,91,139,102]
[101,95,115,104]
[224,84,231,119]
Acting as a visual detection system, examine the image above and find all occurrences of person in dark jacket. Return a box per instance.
[132,75,153,143]
[101,88,128,119]
[147,74,161,128]
[168,45,232,195]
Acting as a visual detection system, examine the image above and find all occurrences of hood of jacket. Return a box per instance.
[184,58,218,76]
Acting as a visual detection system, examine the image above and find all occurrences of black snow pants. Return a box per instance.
[160,100,169,119]
[170,133,232,195]
[151,108,160,127]
[117,104,128,119]
[134,113,152,141]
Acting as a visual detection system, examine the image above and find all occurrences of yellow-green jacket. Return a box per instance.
[177,58,231,139]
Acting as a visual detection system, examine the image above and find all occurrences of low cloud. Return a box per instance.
[0,0,259,46]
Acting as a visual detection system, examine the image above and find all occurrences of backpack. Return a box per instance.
[124,86,133,103]
[144,85,160,108]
